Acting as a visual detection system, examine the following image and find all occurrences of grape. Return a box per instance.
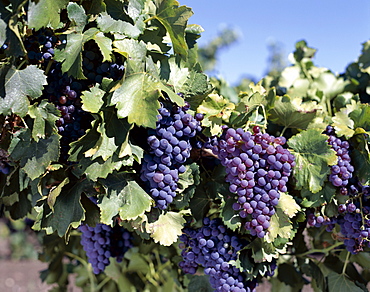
[79,223,133,274]
[324,126,354,192]
[0,149,11,175]
[210,127,295,238]
[140,103,202,209]
[179,218,259,292]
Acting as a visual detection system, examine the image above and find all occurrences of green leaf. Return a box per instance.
[327,272,363,292]
[187,275,213,292]
[68,122,100,162]
[27,0,69,30]
[269,95,320,130]
[47,177,69,212]
[221,199,242,232]
[97,12,143,38]
[332,106,355,138]
[146,210,189,246]
[358,40,370,74]
[350,103,370,133]
[0,65,47,116]
[352,134,370,184]
[165,57,189,93]
[79,154,124,181]
[8,129,59,180]
[266,204,295,243]
[174,163,200,209]
[182,71,211,110]
[99,173,153,225]
[110,73,161,128]
[81,86,105,113]
[288,129,337,193]
[67,2,87,32]
[153,0,193,58]
[34,179,89,237]
[301,182,336,207]
[113,38,147,73]
[28,100,60,142]
[54,28,99,78]
[93,32,113,62]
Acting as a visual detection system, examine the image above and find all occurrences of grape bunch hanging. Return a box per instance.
[211,126,296,238]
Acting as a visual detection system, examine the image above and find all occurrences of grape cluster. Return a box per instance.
[43,62,92,161]
[79,223,133,274]
[24,28,61,63]
[211,127,296,238]
[324,126,354,192]
[337,200,370,254]
[179,218,258,292]
[308,182,370,253]
[82,41,125,83]
[140,103,202,209]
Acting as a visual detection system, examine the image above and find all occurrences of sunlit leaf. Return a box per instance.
[288,129,337,193]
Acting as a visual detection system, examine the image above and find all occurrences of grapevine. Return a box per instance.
[0,1,370,292]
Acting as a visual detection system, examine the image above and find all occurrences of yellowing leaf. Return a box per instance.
[146,210,190,246]
[278,193,300,218]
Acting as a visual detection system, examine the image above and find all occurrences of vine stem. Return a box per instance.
[326,97,333,117]
[295,241,343,258]
[342,251,351,275]
[64,251,96,292]
[280,126,288,137]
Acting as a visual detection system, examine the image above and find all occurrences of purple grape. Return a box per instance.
[210,128,295,237]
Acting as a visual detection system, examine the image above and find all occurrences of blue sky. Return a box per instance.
[184,0,370,84]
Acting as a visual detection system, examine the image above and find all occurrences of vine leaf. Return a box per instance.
[182,71,212,110]
[175,163,200,210]
[288,129,337,193]
[81,86,105,113]
[28,100,60,142]
[278,193,300,217]
[327,272,363,292]
[352,134,370,185]
[47,177,70,212]
[153,0,193,58]
[187,275,213,292]
[99,173,153,225]
[301,183,336,208]
[266,204,295,244]
[0,65,47,116]
[8,129,59,180]
[269,95,320,130]
[110,73,162,128]
[67,2,87,33]
[55,28,111,78]
[350,103,370,134]
[33,179,89,238]
[146,210,190,246]
[27,0,69,30]
[97,12,143,38]
[332,104,356,138]
[221,196,241,232]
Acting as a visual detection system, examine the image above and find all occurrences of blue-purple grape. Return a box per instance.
[79,223,133,274]
[324,126,354,192]
[179,218,259,292]
[211,127,295,238]
[140,103,202,210]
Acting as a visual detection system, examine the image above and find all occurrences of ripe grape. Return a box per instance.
[211,127,295,238]
[324,126,354,191]
[140,103,202,209]
[79,223,133,274]
[179,218,259,292]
